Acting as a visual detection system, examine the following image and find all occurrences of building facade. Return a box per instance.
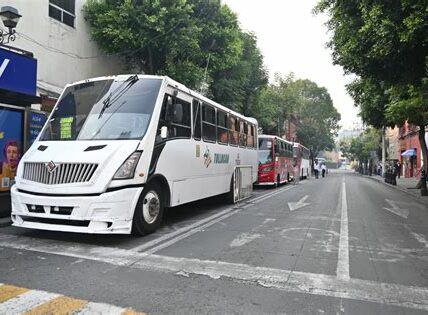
[1,0,126,100]
[398,122,428,178]
[0,0,126,216]
[385,127,399,160]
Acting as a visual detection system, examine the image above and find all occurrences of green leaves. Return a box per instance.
[256,75,341,157]
[84,0,267,113]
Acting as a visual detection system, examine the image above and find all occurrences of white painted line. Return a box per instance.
[337,179,350,281]
[288,195,310,211]
[131,185,295,252]
[404,225,428,248]
[0,289,60,313]
[75,301,126,314]
[142,186,295,255]
[383,199,409,219]
[230,233,262,247]
[1,235,428,311]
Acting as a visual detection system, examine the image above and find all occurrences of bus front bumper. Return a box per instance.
[10,185,143,234]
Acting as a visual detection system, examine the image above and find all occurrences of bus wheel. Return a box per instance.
[132,183,164,236]
[226,173,237,204]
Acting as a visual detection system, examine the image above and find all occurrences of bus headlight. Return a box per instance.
[113,151,142,179]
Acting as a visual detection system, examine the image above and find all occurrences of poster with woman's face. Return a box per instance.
[0,107,23,191]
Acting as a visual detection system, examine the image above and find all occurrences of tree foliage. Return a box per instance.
[84,0,267,113]
[256,75,341,157]
[316,0,428,176]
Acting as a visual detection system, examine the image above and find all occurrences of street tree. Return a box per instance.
[291,79,341,158]
[315,0,428,189]
[84,0,242,90]
[348,128,381,173]
[210,31,268,115]
[255,75,341,160]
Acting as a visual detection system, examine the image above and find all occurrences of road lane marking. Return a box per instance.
[337,179,350,281]
[131,185,296,253]
[1,236,428,311]
[404,224,428,248]
[0,284,29,303]
[0,289,59,314]
[288,195,310,211]
[230,233,262,247]
[383,199,410,219]
[23,296,88,315]
[0,283,146,314]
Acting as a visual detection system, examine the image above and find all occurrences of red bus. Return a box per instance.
[257,135,294,186]
[293,142,310,179]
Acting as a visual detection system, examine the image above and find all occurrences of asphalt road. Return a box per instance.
[0,170,428,314]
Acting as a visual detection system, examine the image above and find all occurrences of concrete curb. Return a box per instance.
[363,174,428,205]
[0,216,11,228]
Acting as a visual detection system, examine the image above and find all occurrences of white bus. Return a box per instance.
[293,142,310,179]
[11,75,258,235]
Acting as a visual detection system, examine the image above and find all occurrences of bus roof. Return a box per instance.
[67,74,257,125]
[259,135,293,144]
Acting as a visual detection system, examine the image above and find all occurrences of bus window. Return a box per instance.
[168,97,191,138]
[239,120,246,147]
[229,115,239,146]
[192,100,201,140]
[217,110,228,144]
[202,103,216,142]
[247,124,254,148]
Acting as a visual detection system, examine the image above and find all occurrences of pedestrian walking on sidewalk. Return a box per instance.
[395,161,401,178]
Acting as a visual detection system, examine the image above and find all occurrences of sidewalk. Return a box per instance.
[366,174,428,205]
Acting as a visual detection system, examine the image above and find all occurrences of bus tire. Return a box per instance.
[226,173,236,204]
[132,183,164,236]
[275,175,280,187]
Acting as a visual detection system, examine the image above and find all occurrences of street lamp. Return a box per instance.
[0,6,21,44]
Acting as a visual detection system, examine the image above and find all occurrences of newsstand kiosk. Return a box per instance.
[0,45,46,217]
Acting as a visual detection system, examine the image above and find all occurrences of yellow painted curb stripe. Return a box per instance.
[0,285,29,303]
[23,296,88,315]
[122,310,147,315]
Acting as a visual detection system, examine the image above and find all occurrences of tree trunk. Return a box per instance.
[416,125,428,190]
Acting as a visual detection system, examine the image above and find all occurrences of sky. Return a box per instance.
[222,0,361,130]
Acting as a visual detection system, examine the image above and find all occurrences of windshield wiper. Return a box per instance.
[98,74,139,118]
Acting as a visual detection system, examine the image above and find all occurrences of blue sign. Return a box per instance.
[0,107,24,190]
[0,48,37,95]
[29,111,47,145]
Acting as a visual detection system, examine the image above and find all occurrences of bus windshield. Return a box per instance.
[40,77,163,141]
[258,150,273,165]
[258,138,273,165]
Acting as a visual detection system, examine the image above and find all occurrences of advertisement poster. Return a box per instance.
[29,111,47,145]
[0,107,23,191]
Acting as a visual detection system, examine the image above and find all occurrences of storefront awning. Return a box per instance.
[401,149,416,157]
[0,88,41,107]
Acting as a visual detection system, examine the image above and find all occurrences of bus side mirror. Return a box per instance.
[160,126,168,139]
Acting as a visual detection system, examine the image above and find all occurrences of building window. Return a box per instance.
[49,0,75,28]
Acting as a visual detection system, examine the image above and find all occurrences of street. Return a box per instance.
[1,170,428,314]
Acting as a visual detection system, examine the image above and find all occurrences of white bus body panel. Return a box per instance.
[155,139,257,207]
[11,139,152,234]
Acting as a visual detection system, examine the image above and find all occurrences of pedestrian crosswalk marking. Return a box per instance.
[0,285,29,303]
[23,296,88,315]
[0,289,59,314]
[0,284,146,314]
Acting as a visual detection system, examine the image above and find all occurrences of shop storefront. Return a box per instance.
[0,46,46,217]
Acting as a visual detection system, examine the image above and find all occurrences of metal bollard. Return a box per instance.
[421,169,427,196]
